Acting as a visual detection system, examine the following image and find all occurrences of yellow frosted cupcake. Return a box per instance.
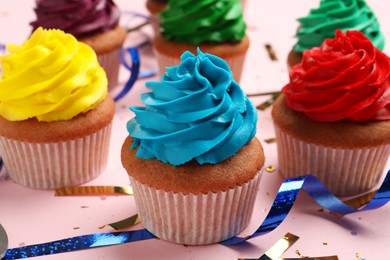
[31,0,127,90]
[0,27,114,189]
[121,49,264,245]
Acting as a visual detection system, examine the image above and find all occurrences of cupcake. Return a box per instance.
[273,30,390,196]
[287,0,384,70]
[121,49,264,245]
[0,28,114,190]
[145,0,168,33]
[152,0,249,82]
[31,0,127,90]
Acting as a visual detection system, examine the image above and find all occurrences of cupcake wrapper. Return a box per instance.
[274,125,390,196]
[0,124,112,190]
[154,50,247,82]
[129,170,262,245]
[97,50,120,90]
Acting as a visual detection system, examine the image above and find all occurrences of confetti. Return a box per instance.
[265,166,276,173]
[265,43,278,61]
[328,190,377,218]
[55,186,134,196]
[264,138,276,144]
[239,233,299,260]
[109,215,141,230]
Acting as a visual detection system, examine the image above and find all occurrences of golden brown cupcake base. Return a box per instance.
[0,96,115,142]
[80,26,127,55]
[153,33,250,60]
[287,49,303,71]
[146,0,167,15]
[121,136,264,195]
[272,94,390,148]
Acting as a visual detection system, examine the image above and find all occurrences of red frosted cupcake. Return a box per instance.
[272,30,390,196]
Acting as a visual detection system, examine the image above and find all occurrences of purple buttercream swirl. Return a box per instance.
[31,0,121,38]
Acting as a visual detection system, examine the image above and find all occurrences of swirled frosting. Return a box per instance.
[127,49,257,166]
[283,30,390,122]
[31,0,120,38]
[293,0,384,53]
[0,27,107,122]
[159,0,246,45]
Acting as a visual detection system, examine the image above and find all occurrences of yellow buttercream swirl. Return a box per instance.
[0,27,107,122]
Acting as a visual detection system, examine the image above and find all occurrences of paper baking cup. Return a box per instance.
[129,170,262,245]
[97,50,120,91]
[154,50,247,82]
[0,124,112,190]
[274,125,390,196]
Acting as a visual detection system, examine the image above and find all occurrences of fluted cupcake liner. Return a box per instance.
[97,50,121,91]
[274,125,390,196]
[0,124,112,190]
[153,50,247,82]
[129,170,262,245]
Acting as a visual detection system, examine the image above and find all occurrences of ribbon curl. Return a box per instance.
[3,170,390,259]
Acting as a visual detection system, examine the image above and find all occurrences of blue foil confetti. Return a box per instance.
[2,170,390,259]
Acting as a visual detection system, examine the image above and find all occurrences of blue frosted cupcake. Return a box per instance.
[121,49,264,245]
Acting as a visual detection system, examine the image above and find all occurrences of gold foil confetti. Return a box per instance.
[328,190,377,218]
[256,92,281,111]
[55,186,134,196]
[261,232,299,259]
[323,242,328,246]
[285,257,339,260]
[239,233,338,260]
[265,43,278,61]
[109,214,141,230]
[73,227,80,230]
[80,206,89,209]
[247,91,281,98]
[264,138,276,144]
[98,225,106,229]
[266,166,276,173]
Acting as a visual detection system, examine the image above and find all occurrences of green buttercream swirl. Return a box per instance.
[293,0,384,53]
[159,0,246,44]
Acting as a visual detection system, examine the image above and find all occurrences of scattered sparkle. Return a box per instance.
[264,138,276,144]
[266,166,276,173]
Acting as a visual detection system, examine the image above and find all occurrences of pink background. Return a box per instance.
[1,0,390,259]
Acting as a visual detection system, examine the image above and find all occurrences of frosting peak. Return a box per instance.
[284,30,390,122]
[0,27,107,122]
[159,0,246,45]
[293,0,384,53]
[31,0,121,38]
[127,49,257,166]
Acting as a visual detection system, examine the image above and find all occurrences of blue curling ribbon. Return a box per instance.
[120,40,157,80]
[113,47,140,102]
[3,171,390,259]
[2,230,155,259]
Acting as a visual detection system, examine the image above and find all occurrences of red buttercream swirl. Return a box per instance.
[283,30,390,122]
[31,0,120,39]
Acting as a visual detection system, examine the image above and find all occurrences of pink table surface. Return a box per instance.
[1,1,390,259]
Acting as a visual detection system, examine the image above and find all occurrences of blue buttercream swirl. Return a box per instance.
[126,49,257,166]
